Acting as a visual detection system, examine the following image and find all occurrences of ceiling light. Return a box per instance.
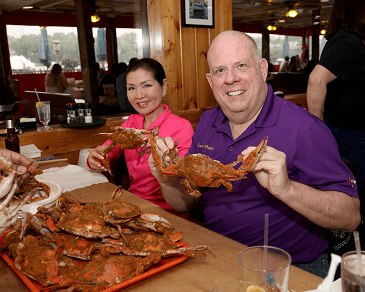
[285,9,298,18]
[22,6,33,9]
[267,25,277,31]
[284,1,298,18]
[320,29,326,35]
[278,19,286,23]
[91,14,100,23]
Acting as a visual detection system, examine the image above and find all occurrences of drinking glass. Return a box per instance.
[36,101,52,130]
[342,251,365,292]
[238,246,291,292]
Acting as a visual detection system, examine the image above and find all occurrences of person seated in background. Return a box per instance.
[148,31,360,278]
[279,56,290,72]
[300,60,316,74]
[95,62,106,86]
[88,58,194,216]
[116,58,139,112]
[98,62,127,97]
[45,64,71,94]
[289,56,299,72]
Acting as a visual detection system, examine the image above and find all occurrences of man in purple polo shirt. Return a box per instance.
[148,30,360,278]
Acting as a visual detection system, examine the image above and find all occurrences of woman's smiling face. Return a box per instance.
[126,68,167,116]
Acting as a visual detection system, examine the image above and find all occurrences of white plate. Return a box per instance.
[10,179,63,214]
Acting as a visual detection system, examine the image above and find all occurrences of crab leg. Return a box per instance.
[229,136,268,171]
[0,171,15,200]
[0,190,35,236]
[0,177,20,212]
[140,213,174,229]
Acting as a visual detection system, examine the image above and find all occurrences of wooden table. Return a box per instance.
[0,115,129,165]
[0,180,323,292]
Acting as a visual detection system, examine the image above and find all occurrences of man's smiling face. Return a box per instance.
[206,32,268,124]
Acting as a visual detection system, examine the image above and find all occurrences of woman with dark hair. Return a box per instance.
[288,56,298,72]
[88,58,194,215]
[307,0,365,248]
[44,63,70,93]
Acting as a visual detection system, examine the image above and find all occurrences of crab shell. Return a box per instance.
[103,201,142,221]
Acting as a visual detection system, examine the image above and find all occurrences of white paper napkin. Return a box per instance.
[36,164,109,192]
[20,144,42,158]
[299,278,341,292]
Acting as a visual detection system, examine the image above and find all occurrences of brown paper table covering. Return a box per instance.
[0,181,323,292]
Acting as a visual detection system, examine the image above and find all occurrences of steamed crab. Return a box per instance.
[150,130,268,197]
[39,188,173,245]
[93,118,152,174]
[101,230,214,258]
[14,233,162,291]
[0,157,37,235]
[103,186,173,234]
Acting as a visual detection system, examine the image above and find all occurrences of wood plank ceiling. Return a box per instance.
[0,0,334,29]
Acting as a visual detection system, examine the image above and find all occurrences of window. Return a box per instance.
[116,28,144,64]
[246,33,262,59]
[269,34,302,65]
[7,25,80,74]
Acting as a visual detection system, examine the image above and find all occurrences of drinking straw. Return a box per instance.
[34,88,41,102]
[354,231,363,276]
[264,213,269,247]
[264,214,275,285]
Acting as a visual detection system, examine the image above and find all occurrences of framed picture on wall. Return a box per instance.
[182,0,214,28]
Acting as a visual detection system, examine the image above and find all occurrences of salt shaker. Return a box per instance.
[76,103,85,125]
[66,103,77,125]
[84,102,93,123]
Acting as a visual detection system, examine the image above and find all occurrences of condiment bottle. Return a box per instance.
[5,115,20,153]
[66,103,77,125]
[76,103,85,125]
[84,102,93,124]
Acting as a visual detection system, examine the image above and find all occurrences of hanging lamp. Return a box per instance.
[284,1,298,18]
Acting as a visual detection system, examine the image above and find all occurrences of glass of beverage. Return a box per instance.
[36,101,52,130]
[342,251,365,292]
[238,246,291,292]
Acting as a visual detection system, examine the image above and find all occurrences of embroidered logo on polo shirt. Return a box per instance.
[197,143,214,151]
[347,177,357,187]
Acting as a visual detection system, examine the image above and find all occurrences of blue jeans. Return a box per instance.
[324,121,365,201]
[292,252,329,278]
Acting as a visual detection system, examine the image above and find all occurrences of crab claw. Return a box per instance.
[140,213,174,229]
[0,171,16,200]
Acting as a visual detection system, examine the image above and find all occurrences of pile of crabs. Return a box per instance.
[1,186,212,291]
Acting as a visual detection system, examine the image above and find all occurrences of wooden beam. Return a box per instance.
[108,16,118,65]
[262,28,269,62]
[0,13,11,82]
[74,0,99,103]
[311,9,320,63]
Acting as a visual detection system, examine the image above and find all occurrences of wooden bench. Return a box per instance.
[284,93,307,109]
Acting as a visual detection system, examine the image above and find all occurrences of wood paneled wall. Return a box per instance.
[147,0,232,125]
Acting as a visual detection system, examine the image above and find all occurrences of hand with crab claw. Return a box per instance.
[0,149,37,235]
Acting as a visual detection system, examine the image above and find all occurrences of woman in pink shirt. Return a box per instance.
[88,58,194,215]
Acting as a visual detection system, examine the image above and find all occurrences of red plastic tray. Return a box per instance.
[0,230,188,292]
